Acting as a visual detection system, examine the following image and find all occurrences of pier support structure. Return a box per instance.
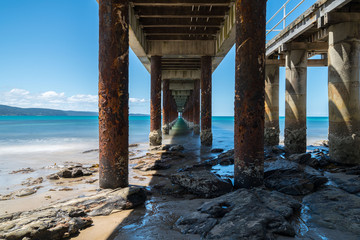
[200,56,213,146]
[265,63,280,146]
[149,56,162,146]
[98,0,129,189]
[234,0,266,189]
[284,45,307,154]
[193,79,200,135]
[162,79,170,135]
[328,22,360,164]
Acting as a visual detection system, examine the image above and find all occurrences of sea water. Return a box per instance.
[0,115,329,155]
[0,116,328,193]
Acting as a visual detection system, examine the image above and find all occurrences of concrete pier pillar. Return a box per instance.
[265,64,280,146]
[162,79,170,135]
[193,79,200,135]
[98,0,129,189]
[328,22,360,164]
[285,48,307,153]
[200,56,213,146]
[149,56,162,146]
[234,0,266,189]
[188,92,194,129]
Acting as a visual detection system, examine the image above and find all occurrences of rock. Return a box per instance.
[302,186,360,237]
[82,149,98,154]
[10,168,35,174]
[176,188,301,239]
[133,159,171,171]
[58,187,73,191]
[217,149,234,159]
[129,143,139,148]
[288,152,324,169]
[56,167,94,178]
[15,187,38,197]
[171,170,233,198]
[218,157,233,166]
[47,173,60,180]
[264,159,327,195]
[210,148,224,153]
[162,144,185,152]
[0,186,146,240]
[22,177,43,186]
[327,173,360,194]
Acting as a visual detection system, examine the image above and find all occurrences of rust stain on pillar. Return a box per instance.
[98,0,129,189]
[149,56,162,145]
[201,56,213,145]
[193,79,200,135]
[234,0,266,189]
[162,79,170,134]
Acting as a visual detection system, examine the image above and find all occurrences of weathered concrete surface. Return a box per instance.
[0,187,146,240]
[171,170,233,198]
[150,55,162,146]
[201,56,212,146]
[234,0,266,188]
[285,48,307,154]
[149,129,162,146]
[98,0,129,189]
[176,188,301,239]
[328,22,360,164]
[265,64,280,146]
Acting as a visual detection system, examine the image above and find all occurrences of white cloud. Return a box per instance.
[130,98,147,103]
[0,89,149,113]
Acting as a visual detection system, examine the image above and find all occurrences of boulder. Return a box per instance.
[210,148,224,153]
[264,159,327,195]
[176,188,301,239]
[171,170,233,198]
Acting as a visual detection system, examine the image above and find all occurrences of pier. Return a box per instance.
[98,0,360,189]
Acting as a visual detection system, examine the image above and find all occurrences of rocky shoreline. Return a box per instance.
[1,141,360,239]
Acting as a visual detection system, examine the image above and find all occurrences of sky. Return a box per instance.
[0,0,328,116]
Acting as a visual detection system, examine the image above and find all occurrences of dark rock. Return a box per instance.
[47,173,60,180]
[217,149,234,159]
[302,186,360,237]
[82,149,98,154]
[133,160,171,171]
[210,148,224,153]
[129,143,139,148]
[264,159,327,195]
[219,157,233,166]
[176,188,301,239]
[169,144,184,152]
[288,152,311,163]
[171,170,233,198]
[271,145,286,154]
[10,168,35,174]
[327,173,360,194]
[57,167,94,178]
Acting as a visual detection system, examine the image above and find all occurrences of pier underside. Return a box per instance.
[98,0,360,189]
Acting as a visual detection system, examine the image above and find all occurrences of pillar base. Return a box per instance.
[284,127,306,153]
[329,133,360,165]
[193,124,200,135]
[149,129,162,146]
[162,124,170,135]
[264,126,280,146]
[234,161,263,189]
[200,129,212,146]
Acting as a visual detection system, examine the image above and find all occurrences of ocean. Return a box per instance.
[0,116,329,153]
[0,116,328,194]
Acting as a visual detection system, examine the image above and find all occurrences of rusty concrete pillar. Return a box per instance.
[328,22,360,164]
[200,56,213,145]
[98,0,129,189]
[149,56,162,146]
[265,64,280,146]
[193,79,200,135]
[285,48,307,153]
[234,0,266,189]
[162,79,170,134]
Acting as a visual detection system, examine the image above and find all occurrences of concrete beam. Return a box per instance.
[169,81,194,91]
[172,90,191,96]
[266,58,327,67]
[162,70,200,80]
[147,40,215,56]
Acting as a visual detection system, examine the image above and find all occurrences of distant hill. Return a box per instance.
[0,104,149,117]
[0,104,97,116]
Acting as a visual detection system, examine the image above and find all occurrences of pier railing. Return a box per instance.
[266,0,305,39]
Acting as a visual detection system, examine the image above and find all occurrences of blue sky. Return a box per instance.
[0,0,327,116]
